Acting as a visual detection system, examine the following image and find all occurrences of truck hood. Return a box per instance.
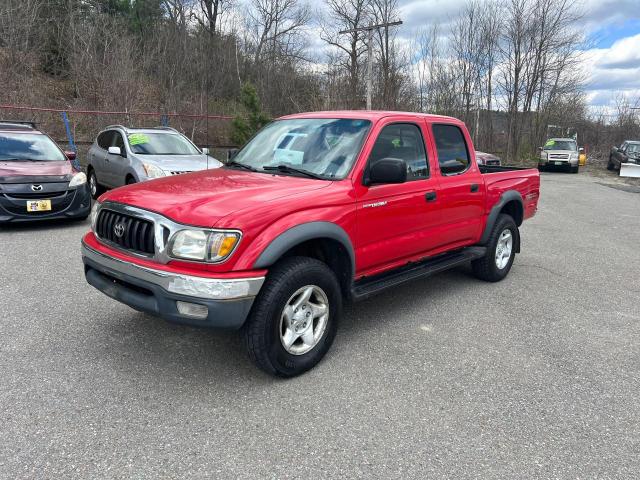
[0,160,74,179]
[138,154,223,172]
[101,167,332,227]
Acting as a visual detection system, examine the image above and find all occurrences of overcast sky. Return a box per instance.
[304,0,640,113]
[399,0,640,112]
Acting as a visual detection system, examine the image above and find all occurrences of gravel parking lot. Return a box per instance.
[1,170,639,479]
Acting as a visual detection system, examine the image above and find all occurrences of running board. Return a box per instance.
[351,246,487,302]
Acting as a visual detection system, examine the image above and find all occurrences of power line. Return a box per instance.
[339,20,403,110]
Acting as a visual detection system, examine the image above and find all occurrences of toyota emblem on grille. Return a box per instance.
[31,184,43,191]
[114,223,126,238]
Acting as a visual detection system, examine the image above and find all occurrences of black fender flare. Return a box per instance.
[480,190,524,248]
[253,221,355,276]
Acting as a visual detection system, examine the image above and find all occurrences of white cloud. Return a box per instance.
[582,33,640,112]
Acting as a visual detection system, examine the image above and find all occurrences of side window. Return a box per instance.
[368,123,428,181]
[97,131,114,150]
[113,132,126,151]
[433,124,470,175]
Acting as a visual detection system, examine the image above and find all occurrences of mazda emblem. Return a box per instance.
[31,184,43,191]
[114,223,126,238]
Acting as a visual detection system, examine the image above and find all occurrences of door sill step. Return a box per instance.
[351,246,486,302]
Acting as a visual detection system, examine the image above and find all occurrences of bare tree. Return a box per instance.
[321,0,371,108]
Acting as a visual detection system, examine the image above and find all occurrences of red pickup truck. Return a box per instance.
[82,111,539,376]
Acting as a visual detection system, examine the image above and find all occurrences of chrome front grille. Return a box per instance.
[96,209,155,256]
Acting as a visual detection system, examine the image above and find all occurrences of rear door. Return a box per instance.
[354,118,442,276]
[429,122,485,247]
[91,131,114,185]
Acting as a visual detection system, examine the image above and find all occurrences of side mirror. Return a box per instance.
[64,150,76,161]
[227,148,239,161]
[202,147,209,155]
[366,158,407,186]
[108,146,122,156]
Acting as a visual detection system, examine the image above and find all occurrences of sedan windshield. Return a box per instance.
[543,140,577,151]
[127,132,201,155]
[0,133,66,161]
[230,118,372,179]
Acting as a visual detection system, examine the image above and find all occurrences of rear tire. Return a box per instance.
[473,214,518,282]
[88,169,104,199]
[607,158,614,171]
[243,257,342,377]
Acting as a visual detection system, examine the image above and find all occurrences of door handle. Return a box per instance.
[425,191,437,202]
[470,183,479,192]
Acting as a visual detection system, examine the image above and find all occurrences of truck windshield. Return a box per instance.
[230,118,372,179]
[543,140,576,151]
[0,133,66,161]
[127,132,201,155]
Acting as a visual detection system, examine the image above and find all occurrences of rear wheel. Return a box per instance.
[607,158,614,171]
[243,257,341,377]
[473,214,518,282]
[88,169,104,199]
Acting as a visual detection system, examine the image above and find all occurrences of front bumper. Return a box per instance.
[81,241,265,329]
[0,184,91,223]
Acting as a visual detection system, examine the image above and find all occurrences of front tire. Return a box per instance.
[571,165,579,173]
[607,158,614,171]
[243,257,342,377]
[473,214,518,282]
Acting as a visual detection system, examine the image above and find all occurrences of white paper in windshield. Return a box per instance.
[274,148,304,165]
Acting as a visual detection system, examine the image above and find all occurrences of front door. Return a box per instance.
[354,119,442,277]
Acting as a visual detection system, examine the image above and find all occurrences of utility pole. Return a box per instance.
[339,20,402,110]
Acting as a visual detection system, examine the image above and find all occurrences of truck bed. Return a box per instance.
[478,164,533,174]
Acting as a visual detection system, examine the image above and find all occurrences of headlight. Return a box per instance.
[168,229,241,262]
[570,153,579,160]
[142,163,166,178]
[69,172,87,187]
[90,201,101,231]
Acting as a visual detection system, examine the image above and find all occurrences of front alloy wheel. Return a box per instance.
[243,256,341,377]
[280,285,329,355]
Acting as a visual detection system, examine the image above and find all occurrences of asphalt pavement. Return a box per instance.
[1,171,639,479]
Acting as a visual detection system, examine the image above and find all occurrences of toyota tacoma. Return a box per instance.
[81,111,540,377]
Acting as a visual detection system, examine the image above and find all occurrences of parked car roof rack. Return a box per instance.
[0,120,37,130]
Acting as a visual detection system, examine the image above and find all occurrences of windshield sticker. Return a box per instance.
[128,133,150,146]
[544,140,556,147]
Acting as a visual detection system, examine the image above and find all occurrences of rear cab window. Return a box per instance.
[432,124,470,175]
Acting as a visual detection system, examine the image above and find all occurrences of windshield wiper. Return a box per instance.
[263,164,326,180]
[225,161,258,172]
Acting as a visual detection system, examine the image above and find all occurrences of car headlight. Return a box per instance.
[69,172,87,187]
[142,163,166,178]
[90,201,101,231]
[570,152,579,160]
[168,229,241,262]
